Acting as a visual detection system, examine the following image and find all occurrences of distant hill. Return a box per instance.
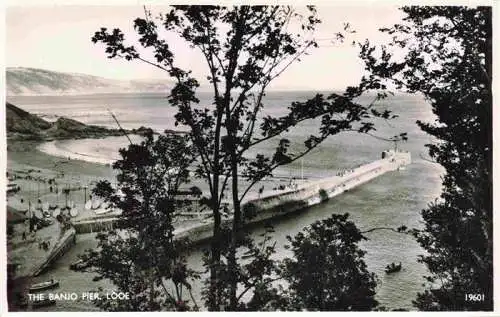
[6,67,172,96]
[6,102,127,140]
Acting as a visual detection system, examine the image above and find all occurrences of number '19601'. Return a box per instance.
[465,293,485,302]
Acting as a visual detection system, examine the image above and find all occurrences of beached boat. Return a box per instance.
[85,200,92,210]
[101,201,110,210]
[41,218,54,226]
[91,199,101,210]
[31,298,56,308]
[69,208,79,217]
[7,183,19,193]
[42,202,49,212]
[94,208,111,215]
[34,209,44,219]
[29,279,59,293]
[385,262,402,274]
[52,208,61,217]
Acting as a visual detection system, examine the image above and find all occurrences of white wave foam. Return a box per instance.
[38,140,116,165]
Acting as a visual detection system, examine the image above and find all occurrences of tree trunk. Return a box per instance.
[209,177,222,311]
[228,156,241,310]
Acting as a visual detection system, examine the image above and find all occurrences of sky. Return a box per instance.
[5,4,406,90]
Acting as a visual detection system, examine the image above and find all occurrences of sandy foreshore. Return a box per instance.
[6,140,120,310]
[7,140,116,272]
[7,141,114,178]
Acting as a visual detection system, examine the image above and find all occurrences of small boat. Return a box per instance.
[70,259,89,270]
[52,208,61,217]
[94,208,111,215]
[31,298,56,308]
[29,279,60,293]
[34,209,44,219]
[385,262,402,274]
[40,218,54,226]
[91,199,102,210]
[42,202,49,212]
[69,208,79,217]
[101,201,110,210]
[116,189,125,198]
[85,200,92,210]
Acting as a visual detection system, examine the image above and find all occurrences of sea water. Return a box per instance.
[8,92,443,310]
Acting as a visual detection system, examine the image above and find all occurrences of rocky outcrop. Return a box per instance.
[6,102,126,141]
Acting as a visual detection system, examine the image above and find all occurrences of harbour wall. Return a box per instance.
[32,227,76,276]
[176,150,411,243]
[73,217,117,234]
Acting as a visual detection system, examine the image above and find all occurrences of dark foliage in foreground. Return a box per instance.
[281,213,378,311]
[91,5,399,310]
[76,131,200,311]
[359,6,492,311]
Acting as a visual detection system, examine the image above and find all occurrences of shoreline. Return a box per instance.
[37,140,118,166]
[7,140,114,179]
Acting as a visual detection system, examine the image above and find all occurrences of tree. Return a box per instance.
[77,130,200,311]
[236,214,379,311]
[281,214,378,311]
[358,6,492,310]
[92,5,397,310]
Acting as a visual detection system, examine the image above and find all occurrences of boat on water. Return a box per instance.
[31,298,56,308]
[29,279,60,293]
[385,262,402,274]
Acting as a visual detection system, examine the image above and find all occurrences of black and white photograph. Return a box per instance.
[3,2,494,312]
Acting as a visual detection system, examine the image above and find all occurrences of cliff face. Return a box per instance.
[6,102,52,135]
[6,102,124,140]
[6,67,171,96]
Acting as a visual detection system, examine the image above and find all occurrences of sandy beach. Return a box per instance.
[6,138,293,264]
[7,141,113,179]
[6,140,117,310]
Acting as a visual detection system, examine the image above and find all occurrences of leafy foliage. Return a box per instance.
[92,5,399,310]
[359,6,492,311]
[77,131,200,311]
[280,213,378,311]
